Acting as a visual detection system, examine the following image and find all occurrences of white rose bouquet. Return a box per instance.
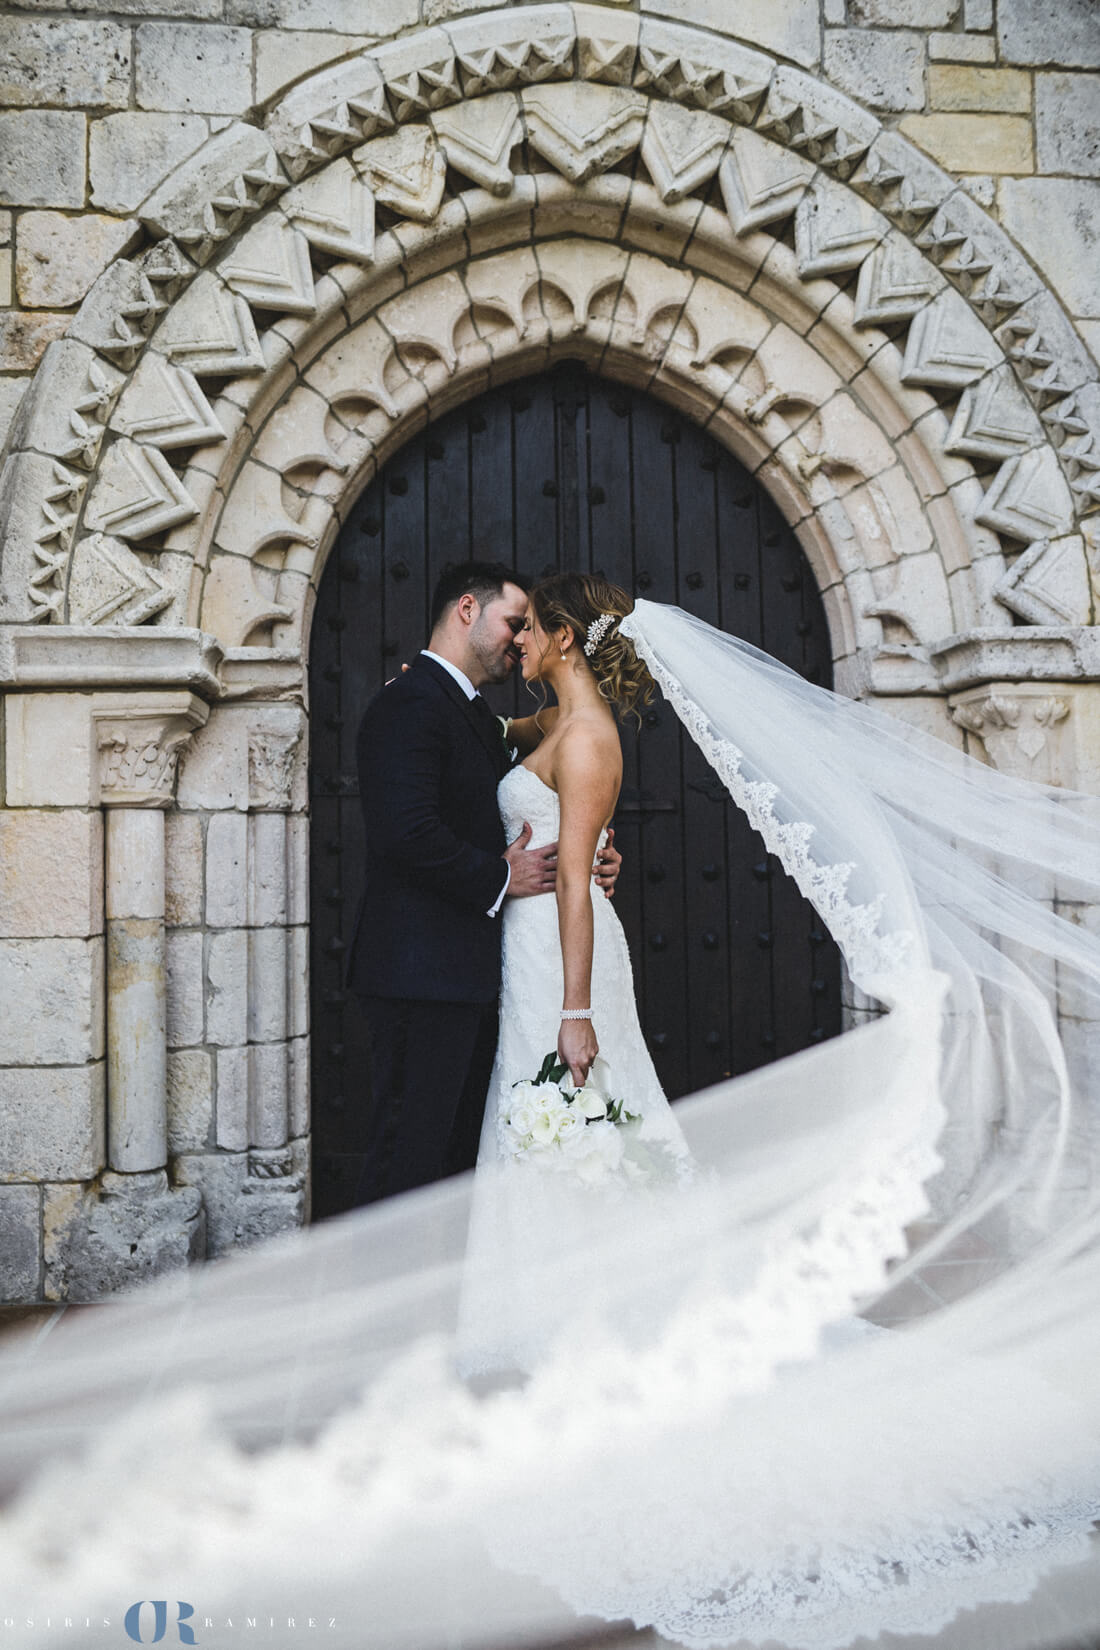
[499,1051,646,1187]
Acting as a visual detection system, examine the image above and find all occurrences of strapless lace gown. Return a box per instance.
[456,763,691,1375]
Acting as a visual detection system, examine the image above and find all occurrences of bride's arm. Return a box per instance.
[552,732,620,1087]
[506,706,558,757]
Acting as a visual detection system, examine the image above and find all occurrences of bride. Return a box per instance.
[2,579,1100,1650]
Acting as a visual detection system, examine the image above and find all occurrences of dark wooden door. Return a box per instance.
[309,362,842,1219]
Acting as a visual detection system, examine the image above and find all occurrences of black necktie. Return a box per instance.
[471,693,505,755]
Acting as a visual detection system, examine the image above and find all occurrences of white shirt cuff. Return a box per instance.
[487,863,510,917]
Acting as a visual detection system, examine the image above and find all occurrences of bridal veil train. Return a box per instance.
[1,599,1099,1650]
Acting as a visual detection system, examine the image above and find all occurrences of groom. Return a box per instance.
[346,561,619,1206]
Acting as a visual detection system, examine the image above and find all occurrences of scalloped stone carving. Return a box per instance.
[281,159,376,264]
[993,534,1095,627]
[265,59,394,181]
[67,260,167,372]
[111,354,225,451]
[523,82,647,183]
[140,124,287,266]
[976,447,1075,544]
[353,126,446,223]
[853,233,943,328]
[84,438,198,541]
[901,289,1001,390]
[633,21,771,124]
[944,366,1044,464]
[794,178,885,280]
[447,7,575,98]
[640,101,729,205]
[431,94,523,196]
[375,33,461,123]
[156,275,265,377]
[717,126,813,237]
[756,66,878,179]
[67,532,172,626]
[221,218,317,317]
[575,5,638,86]
[3,339,124,472]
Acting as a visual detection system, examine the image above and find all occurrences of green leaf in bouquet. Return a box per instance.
[548,1061,569,1086]
[536,1051,558,1085]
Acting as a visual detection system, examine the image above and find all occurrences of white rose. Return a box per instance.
[553,1106,586,1147]
[506,1095,539,1139]
[573,1084,608,1120]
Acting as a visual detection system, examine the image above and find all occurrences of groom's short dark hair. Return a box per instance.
[429,561,530,632]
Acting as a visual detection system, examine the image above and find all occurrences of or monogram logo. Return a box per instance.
[123,1601,197,1644]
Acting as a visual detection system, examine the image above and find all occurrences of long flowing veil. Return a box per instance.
[2,599,1099,1650]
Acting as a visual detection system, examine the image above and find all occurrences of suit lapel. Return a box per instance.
[413,655,508,777]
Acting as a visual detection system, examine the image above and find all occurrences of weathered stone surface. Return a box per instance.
[206,927,248,1045]
[264,53,393,178]
[642,0,819,70]
[214,1046,248,1152]
[0,937,104,1065]
[83,438,199,542]
[206,811,248,927]
[136,24,254,116]
[0,811,102,940]
[999,180,1100,321]
[928,65,1031,114]
[0,376,28,450]
[850,0,957,20]
[0,1065,105,1183]
[0,20,130,111]
[172,1149,302,1257]
[998,0,1100,68]
[16,0,220,14]
[228,0,414,29]
[993,532,1096,625]
[929,32,996,62]
[256,30,374,107]
[15,212,141,311]
[164,812,204,928]
[140,122,286,259]
[1036,74,1100,177]
[68,535,173,628]
[0,1186,40,1302]
[523,82,647,184]
[0,111,86,209]
[0,450,85,624]
[166,929,205,1049]
[167,1048,213,1155]
[443,4,576,97]
[353,124,448,219]
[430,93,523,196]
[3,694,94,807]
[4,338,123,474]
[90,113,209,217]
[43,1171,204,1300]
[0,313,75,377]
[822,29,924,114]
[899,113,1034,174]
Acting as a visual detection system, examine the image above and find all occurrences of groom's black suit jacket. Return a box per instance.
[345,654,512,1005]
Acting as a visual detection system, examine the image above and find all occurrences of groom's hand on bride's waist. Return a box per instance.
[594,827,620,900]
[503,821,558,898]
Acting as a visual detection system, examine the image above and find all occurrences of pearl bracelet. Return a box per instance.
[560,1008,593,1020]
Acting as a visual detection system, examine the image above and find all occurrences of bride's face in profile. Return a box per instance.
[516,604,562,684]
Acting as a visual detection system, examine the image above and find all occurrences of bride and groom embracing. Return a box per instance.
[345,559,686,1214]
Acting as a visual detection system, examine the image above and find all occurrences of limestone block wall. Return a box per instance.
[0,0,1098,443]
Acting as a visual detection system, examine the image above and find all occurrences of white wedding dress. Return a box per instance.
[456,762,693,1375]
[2,601,1100,1650]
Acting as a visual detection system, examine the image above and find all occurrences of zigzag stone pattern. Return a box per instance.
[1,5,1097,637]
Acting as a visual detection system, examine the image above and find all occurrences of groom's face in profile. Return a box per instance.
[468,581,529,687]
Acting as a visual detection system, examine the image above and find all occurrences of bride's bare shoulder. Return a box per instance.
[552,711,622,788]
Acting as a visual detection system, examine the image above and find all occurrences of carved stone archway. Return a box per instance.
[2,4,1099,1297]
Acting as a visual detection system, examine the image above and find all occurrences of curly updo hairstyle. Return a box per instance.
[530,572,656,723]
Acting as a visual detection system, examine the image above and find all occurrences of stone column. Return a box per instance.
[94,694,210,1175]
[242,722,307,1221]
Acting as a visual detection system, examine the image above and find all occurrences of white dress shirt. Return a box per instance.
[420,650,510,916]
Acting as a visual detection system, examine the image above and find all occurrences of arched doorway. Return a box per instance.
[309,364,842,1217]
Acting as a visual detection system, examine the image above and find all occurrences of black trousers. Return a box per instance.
[352,996,499,1207]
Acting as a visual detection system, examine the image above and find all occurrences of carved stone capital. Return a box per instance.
[247,726,302,811]
[93,691,209,808]
[950,682,1073,785]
